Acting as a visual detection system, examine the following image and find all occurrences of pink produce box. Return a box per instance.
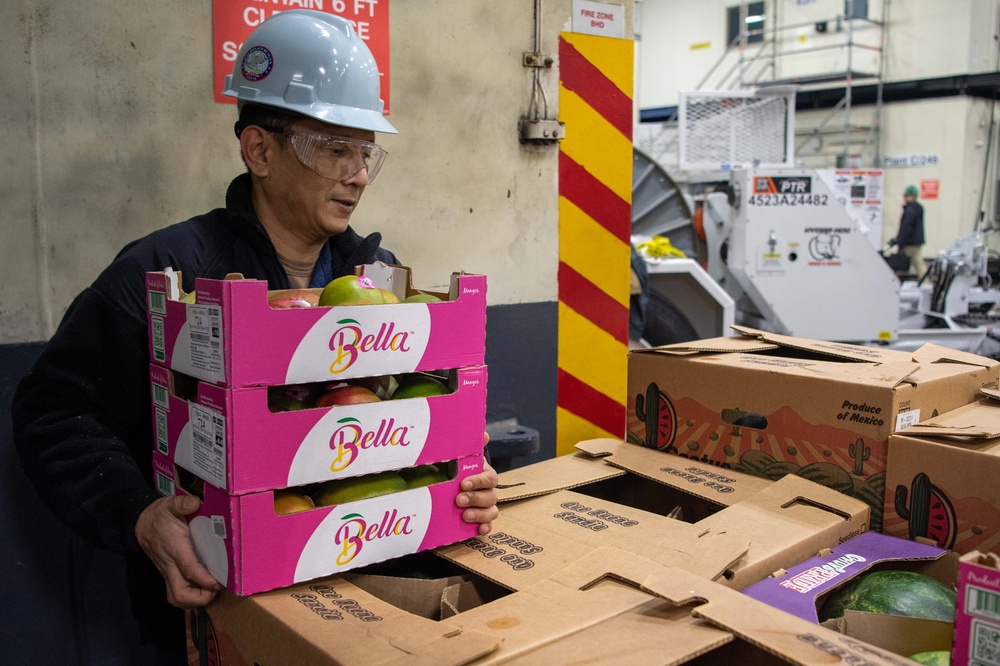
[149,363,487,495]
[145,263,486,388]
[153,451,486,596]
[954,551,1000,666]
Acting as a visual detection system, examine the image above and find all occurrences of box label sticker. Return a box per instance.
[968,585,1000,622]
[211,516,227,540]
[148,290,167,316]
[155,409,169,455]
[895,409,921,431]
[156,472,175,497]
[152,382,170,410]
[187,305,224,377]
[189,404,226,488]
[151,316,166,362]
[971,617,1000,665]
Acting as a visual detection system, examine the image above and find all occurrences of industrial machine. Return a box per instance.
[632,89,1000,355]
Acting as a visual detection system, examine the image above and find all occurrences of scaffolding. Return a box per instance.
[696,0,889,167]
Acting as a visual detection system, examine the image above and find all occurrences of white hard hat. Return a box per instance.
[223,10,397,134]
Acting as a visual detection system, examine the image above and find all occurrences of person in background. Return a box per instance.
[889,184,926,279]
[11,11,499,663]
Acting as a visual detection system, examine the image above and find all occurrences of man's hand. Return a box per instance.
[456,462,499,536]
[135,495,223,608]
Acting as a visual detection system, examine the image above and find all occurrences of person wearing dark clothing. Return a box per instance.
[11,10,499,660]
[890,184,926,279]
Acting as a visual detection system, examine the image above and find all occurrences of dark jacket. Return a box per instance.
[895,200,925,247]
[11,173,398,651]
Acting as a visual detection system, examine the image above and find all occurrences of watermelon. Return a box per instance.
[908,651,951,666]
[818,570,956,623]
[795,462,855,497]
[762,460,799,481]
[735,450,778,477]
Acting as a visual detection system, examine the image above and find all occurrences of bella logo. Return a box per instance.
[779,554,866,593]
[329,417,412,473]
[328,319,411,374]
[335,509,414,565]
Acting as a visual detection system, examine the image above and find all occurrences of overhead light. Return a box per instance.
[744,14,765,23]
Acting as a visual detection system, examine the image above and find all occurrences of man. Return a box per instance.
[12,10,499,660]
[890,184,926,279]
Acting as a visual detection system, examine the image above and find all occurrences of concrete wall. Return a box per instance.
[3,0,631,346]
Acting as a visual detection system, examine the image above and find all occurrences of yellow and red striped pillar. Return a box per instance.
[556,32,634,456]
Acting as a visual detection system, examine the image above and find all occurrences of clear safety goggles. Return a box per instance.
[260,126,388,183]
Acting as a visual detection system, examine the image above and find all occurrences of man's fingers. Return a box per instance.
[457,487,498,510]
[463,504,500,528]
[460,466,499,493]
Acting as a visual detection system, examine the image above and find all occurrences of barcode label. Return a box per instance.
[156,472,175,497]
[189,404,226,488]
[212,516,227,539]
[152,383,169,410]
[191,333,210,343]
[156,409,168,455]
[151,316,165,362]
[968,586,1000,621]
[895,409,921,431]
[148,290,167,315]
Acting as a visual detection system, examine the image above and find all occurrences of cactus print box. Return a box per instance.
[626,327,999,533]
[886,392,1000,556]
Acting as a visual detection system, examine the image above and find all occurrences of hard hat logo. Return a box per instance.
[222,9,397,134]
[241,46,274,82]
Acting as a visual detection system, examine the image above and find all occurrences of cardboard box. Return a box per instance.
[742,531,958,657]
[885,391,1000,556]
[437,438,869,592]
[153,451,485,596]
[149,363,487,494]
[626,326,999,532]
[146,263,486,388]
[954,551,1000,666]
[188,547,916,666]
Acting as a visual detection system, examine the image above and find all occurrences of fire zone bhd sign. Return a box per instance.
[212,0,391,110]
[572,0,625,38]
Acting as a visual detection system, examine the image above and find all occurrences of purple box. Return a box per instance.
[742,531,952,623]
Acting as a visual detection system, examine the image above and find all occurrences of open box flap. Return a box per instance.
[821,610,956,657]
[494,451,626,502]
[574,438,771,506]
[897,397,1000,440]
[436,489,751,592]
[633,335,780,356]
[638,566,915,666]
[453,548,734,665]
[912,343,999,369]
[205,574,502,665]
[730,326,897,363]
[496,489,751,582]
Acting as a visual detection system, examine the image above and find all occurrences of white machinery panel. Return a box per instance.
[727,169,899,342]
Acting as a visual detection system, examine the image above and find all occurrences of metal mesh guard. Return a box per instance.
[679,93,791,170]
